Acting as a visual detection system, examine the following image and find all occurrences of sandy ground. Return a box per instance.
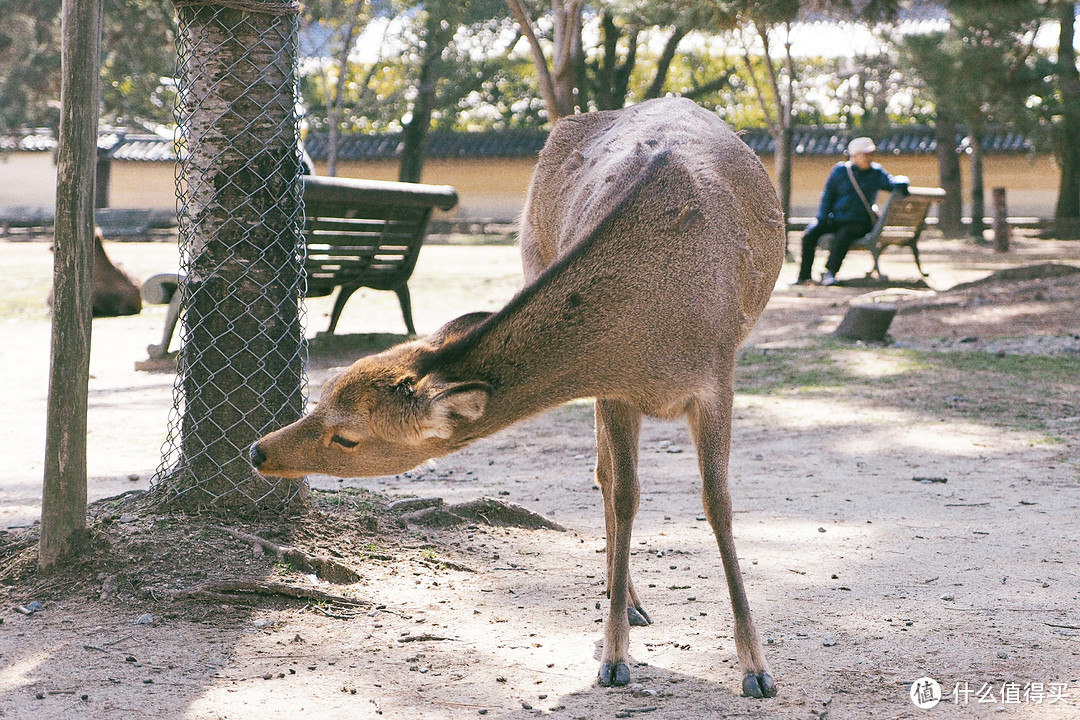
[1,234,1079,719]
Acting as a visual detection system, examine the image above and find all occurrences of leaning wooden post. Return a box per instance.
[40,0,104,569]
[992,186,1010,253]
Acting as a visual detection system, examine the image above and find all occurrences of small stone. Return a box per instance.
[521,702,533,710]
[135,613,154,625]
[128,474,140,482]
[823,635,837,647]
[997,650,1008,659]
[118,514,138,523]
[818,527,827,533]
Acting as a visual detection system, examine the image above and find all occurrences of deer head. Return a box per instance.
[251,314,493,479]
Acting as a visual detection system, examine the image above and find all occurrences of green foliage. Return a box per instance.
[0,0,175,133]
[100,0,176,127]
[896,1,1049,133]
[0,0,62,133]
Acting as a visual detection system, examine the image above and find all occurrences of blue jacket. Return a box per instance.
[816,161,905,225]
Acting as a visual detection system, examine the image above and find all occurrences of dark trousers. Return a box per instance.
[797,217,875,281]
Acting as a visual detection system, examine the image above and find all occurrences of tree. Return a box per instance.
[0,0,175,134]
[40,0,102,569]
[732,7,799,222]
[901,1,1045,239]
[301,0,374,176]
[505,0,582,122]
[0,0,62,134]
[100,0,176,127]
[162,0,307,514]
[1052,0,1080,226]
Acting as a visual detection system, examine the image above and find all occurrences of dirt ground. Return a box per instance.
[1,233,1079,719]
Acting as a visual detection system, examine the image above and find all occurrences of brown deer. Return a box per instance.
[47,227,142,317]
[251,97,785,697]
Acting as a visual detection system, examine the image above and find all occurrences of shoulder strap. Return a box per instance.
[845,161,876,218]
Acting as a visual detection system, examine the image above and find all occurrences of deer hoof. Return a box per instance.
[627,606,652,627]
[598,661,631,687]
[742,672,777,698]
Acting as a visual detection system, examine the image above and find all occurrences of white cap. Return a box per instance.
[847,136,876,155]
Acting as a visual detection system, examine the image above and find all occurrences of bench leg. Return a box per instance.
[326,285,360,335]
[147,288,183,359]
[910,244,928,277]
[395,284,417,336]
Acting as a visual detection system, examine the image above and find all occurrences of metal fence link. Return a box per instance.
[152,0,309,513]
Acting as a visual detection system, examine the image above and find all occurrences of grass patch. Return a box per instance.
[737,341,1080,437]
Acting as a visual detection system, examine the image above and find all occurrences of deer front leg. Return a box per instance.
[594,399,643,686]
[689,386,776,699]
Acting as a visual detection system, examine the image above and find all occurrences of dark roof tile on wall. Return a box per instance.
[1,124,1036,161]
[739,126,1033,155]
[303,129,550,161]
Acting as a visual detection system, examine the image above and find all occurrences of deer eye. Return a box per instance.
[330,434,359,449]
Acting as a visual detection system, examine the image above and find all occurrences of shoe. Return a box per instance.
[789,277,812,287]
[821,271,837,286]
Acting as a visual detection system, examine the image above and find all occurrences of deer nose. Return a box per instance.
[249,441,267,469]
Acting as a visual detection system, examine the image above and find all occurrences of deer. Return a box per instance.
[251,96,785,698]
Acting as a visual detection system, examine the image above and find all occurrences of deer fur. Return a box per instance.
[251,97,785,697]
[47,228,142,317]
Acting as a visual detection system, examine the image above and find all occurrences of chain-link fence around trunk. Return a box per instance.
[153,0,308,515]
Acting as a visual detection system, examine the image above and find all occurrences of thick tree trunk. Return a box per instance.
[40,0,103,569]
[1055,1,1080,223]
[163,2,307,514]
[934,110,964,237]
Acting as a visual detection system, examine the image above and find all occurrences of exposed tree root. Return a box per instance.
[172,579,370,608]
[396,497,566,531]
[214,526,360,584]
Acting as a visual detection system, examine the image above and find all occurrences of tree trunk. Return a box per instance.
[644,27,686,100]
[505,0,581,122]
[1055,0,1080,223]
[40,0,103,569]
[772,125,794,223]
[934,109,964,237]
[163,2,307,514]
[399,10,450,183]
[968,134,986,240]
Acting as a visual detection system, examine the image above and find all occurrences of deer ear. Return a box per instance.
[422,381,490,438]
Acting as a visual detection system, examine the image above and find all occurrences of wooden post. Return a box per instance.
[40,0,103,569]
[992,186,1010,253]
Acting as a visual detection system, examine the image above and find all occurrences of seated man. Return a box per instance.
[793,136,907,286]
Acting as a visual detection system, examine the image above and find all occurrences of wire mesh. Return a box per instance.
[152,0,309,513]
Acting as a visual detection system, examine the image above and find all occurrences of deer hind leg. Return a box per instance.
[596,401,652,629]
[594,399,644,686]
[688,383,776,699]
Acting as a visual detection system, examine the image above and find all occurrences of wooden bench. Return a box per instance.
[94,208,153,239]
[818,186,945,279]
[141,176,458,360]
